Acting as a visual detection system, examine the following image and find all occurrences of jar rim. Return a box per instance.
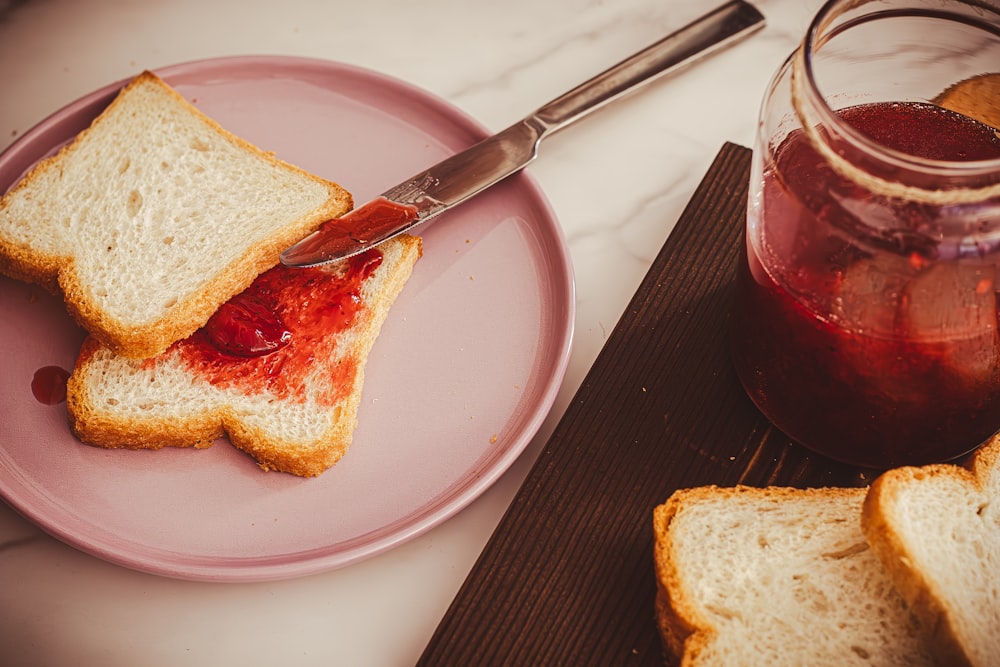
[800,0,1000,178]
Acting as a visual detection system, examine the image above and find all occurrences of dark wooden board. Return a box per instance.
[417,143,869,666]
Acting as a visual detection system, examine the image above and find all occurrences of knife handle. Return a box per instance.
[532,0,764,133]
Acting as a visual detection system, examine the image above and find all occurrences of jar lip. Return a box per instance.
[801,0,1000,176]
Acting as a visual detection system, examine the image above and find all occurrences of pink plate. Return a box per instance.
[0,56,574,581]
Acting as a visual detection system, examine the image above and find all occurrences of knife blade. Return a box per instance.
[279,0,764,267]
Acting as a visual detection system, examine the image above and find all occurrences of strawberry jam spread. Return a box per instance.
[175,248,384,405]
[315,197,419,245]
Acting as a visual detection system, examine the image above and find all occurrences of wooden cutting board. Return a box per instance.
[417,143,869,666]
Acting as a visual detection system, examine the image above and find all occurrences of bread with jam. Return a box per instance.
[0,70,352,359]
[67,234,422,477]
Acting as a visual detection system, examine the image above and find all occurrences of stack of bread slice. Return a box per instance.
[654,435,1000,666]
[0,71,421,477]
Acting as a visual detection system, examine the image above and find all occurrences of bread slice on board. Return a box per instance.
[0,70,353,359]
[863,435,1000,667]
[67,234,421,478]
[653,485,936,667]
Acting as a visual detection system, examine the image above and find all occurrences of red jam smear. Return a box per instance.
[204,297,291,356]
[732,101,1000,468]
[31,365,71,405]
[177,248,384,405]
[316,197,419,245]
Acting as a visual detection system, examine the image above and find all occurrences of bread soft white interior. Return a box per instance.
[653,485,936,666]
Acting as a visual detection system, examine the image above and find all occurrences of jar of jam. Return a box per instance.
[732,0,1000,468]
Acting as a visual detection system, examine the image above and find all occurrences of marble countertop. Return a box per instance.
[0,0,822,664]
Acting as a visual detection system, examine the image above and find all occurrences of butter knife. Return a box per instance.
[280,0,764,267]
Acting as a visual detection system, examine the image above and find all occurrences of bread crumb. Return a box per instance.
[490,434,498,444]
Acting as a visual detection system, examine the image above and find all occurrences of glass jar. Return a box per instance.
[732,0,1000,468]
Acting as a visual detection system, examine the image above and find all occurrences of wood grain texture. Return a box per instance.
[417,143,869,667]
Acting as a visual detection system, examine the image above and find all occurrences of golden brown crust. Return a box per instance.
[228,417,352,478]
[0,244,64,295]
[969,434,1000,483]
[0,70,354,360]
[653,498,698,665]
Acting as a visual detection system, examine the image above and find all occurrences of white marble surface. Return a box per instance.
[0,0,821,664]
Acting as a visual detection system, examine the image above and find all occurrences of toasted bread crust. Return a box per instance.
[0,71,353,359]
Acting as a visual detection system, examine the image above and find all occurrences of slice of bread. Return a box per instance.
[0,70,352,359]
[66,234,421,478]
[862,435,1000,667]
[653,485,936,666]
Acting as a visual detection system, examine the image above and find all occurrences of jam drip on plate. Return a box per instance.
[32,366,71,405]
